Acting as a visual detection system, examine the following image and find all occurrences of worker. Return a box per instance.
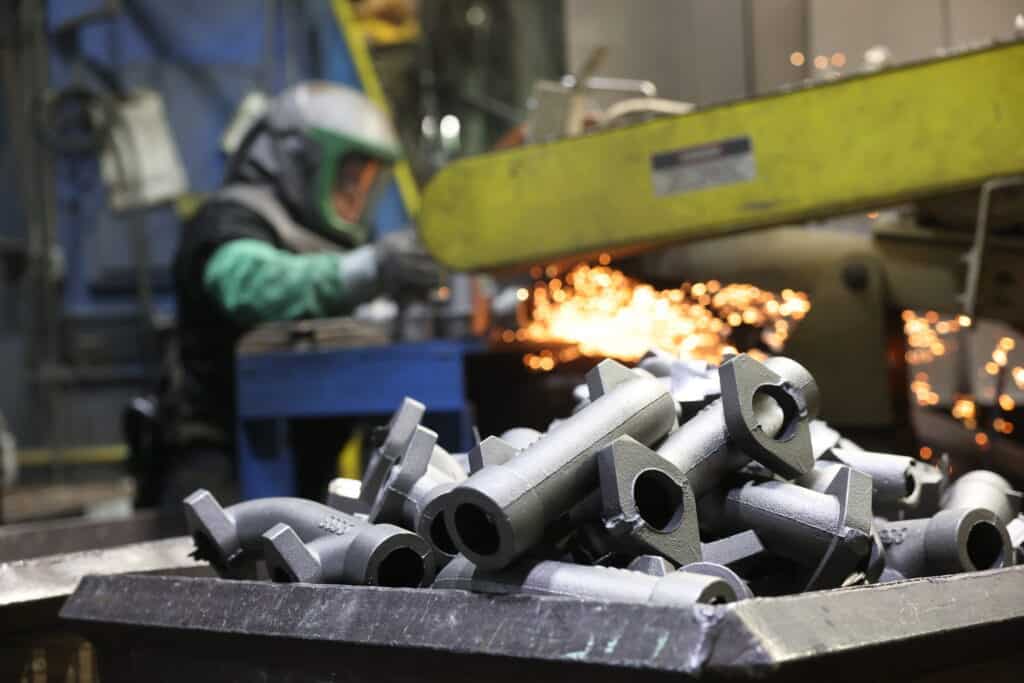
[154,82,441,505]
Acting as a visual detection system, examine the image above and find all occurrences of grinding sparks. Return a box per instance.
[951,397,976,421]
[511,264,810,371]
[903,312,1024,444]
[901,310,965,366]
[993,418,1015,435]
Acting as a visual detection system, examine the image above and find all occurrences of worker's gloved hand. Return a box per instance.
[374,228,444,294]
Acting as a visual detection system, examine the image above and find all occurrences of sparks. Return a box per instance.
[511,264,810,370]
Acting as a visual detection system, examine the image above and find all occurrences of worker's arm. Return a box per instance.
[202,238,379,326]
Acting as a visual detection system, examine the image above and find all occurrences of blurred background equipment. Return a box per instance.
[3,1,1024,681]
[0,0,1022,515]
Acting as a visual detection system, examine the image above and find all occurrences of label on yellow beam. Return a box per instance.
[420,40,1024,271]
[652,137,756,196]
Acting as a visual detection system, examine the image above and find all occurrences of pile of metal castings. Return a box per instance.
[183,352,1023,606]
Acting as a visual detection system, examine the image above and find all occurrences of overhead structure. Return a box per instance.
[420,40,1024,271]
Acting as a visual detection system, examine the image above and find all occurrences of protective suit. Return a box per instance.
[157,82,440,503]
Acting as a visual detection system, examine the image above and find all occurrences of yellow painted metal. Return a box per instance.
[330,0,421,216]
[337,427,364,480]
[19,444,127,467]
[420,41,1024,271]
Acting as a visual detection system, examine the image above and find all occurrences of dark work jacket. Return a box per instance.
[161,200,283,449]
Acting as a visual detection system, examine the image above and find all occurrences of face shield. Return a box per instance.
[330,152,392,226]
[310,126,399,246]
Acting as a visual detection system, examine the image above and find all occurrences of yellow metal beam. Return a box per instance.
[330,0,421,216]
[420,41,1024,271]
[18,444,127,467]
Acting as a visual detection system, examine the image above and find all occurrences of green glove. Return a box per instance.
[203,239,379,326]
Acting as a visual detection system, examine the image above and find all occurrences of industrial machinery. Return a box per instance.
[418,39,1024,478]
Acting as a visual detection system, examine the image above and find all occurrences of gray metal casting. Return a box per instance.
[681,561,754,600]
[655,354,819,498]
[709,465,875,590]
[261,518,434,587]
[940,470,1022,525]
[701,529,771,576]
[359,398,427,507]
[442,359,677,570]
[816,451,912,505]
[367,424,467,560]
[809,419,842,459]
[626,554,674,576]
[183,489,357,571]
[817,448,947,519]
[668,358,722,421]
[622,554,752,600]
[433,554,736,607]
[878,507,1013,580]
[1007,515,1024,564]
[499,427,543,450]
[466,429,541,474]
[467,435,519,473]
[595,435,701,566]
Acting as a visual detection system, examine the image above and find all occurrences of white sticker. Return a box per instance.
[651,137,755,196]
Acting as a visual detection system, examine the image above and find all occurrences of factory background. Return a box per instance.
[4,0,1023,491]
[3,1,1024,681]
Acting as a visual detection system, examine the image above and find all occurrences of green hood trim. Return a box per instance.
[309,126,402,246]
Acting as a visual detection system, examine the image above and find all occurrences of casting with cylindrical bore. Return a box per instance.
[820,447,947,518]
[709,465,875,589]
[940,470,1022,525]
[261,517,434,587]
[433,554,736,607]
[367,424,467,561]
[878,507,1012,580]
[183,489,366,571]
[595,435,701,566]
[681,561,754,600]
[656,355,819,498]
[442,359,677,570]
[360,397,431,507]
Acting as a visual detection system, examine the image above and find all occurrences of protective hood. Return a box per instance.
[226,81,401,248]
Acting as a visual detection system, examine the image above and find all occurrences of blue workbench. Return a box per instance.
[235,340,482,499]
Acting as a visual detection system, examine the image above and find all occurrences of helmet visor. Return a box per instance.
[331,153,386,225]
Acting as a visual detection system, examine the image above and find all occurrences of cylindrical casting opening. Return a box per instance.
[752,386,798,439]
[904,471,917,498]
[454,503,501,556]
[633,469,684,532]
[430,515,458,556]
[966,520,1004,570]
[376,547,426,587]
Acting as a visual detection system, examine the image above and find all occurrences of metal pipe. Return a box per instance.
[433,555,736,607]
[442,360,677,570]
[262,520,434,587]
[878,507,1012,580]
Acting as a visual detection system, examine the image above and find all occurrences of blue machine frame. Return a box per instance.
[235,340,481,499]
